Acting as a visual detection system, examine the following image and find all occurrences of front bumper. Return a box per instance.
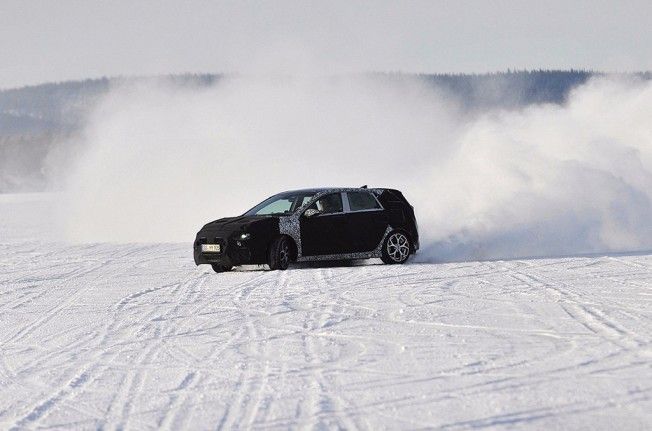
[193,235,254,266]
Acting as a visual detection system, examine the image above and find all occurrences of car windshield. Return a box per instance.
[244,192,316,216]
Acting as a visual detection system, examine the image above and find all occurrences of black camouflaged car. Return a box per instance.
[194,186,419,272]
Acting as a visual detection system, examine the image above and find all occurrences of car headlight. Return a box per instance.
[238,232,251,240]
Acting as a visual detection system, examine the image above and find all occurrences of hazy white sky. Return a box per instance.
[1,0,650,88]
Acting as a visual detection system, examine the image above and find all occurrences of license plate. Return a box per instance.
[201,244,221,253]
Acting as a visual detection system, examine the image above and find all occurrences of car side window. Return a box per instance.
[299,195,313,207]
[347,191,381,211]
[289,193,317,212]
[307,193,343,214]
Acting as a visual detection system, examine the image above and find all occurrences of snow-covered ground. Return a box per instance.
[1,195,651,429]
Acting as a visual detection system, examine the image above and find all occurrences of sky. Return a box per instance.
[1,0,651,88]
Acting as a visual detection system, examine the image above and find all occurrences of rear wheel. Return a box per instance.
[211,264,232,273]
[381,231,412,264]
[268,236,291,270]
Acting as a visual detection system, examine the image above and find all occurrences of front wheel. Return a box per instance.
[211,264,233,273]
[381,231,412,264]
[268,236,291,270]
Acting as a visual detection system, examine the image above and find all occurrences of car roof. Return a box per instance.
[280,187,385,195]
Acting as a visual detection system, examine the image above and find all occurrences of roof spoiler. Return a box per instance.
[360,185,367,189]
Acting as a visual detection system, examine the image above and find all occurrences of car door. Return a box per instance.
[300,193,349,256]
[343,191,388,252]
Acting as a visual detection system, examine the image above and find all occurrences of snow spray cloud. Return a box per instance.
[61,75,652,261]
[416,77,652,260]
[61,75,460,243]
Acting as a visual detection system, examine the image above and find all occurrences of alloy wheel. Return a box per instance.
[387,232,410,262]
[279,241,290,267]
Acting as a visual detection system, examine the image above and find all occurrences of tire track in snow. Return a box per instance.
[0,260,106,347]
[514,261,649,350]
[0,250,129,428]
[9,369,93,430]
[295,268,362,430]
[241,270,293,428]
[156,371,199,430]
[5,259,147,428]
[13,251,198,430]
[152,273,253,430]
[215,322,257,430]
[106,273,207,429]
[214,269,284,429]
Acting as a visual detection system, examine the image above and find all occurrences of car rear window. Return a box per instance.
[347,191,381,211]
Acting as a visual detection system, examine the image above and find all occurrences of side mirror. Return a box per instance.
[304,208,321,218]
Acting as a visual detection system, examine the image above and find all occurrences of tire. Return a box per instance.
[211,264,232,273]
[381,230,412,264]
[268,236,291,270]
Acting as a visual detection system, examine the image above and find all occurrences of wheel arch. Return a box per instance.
[268,234,298,262]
